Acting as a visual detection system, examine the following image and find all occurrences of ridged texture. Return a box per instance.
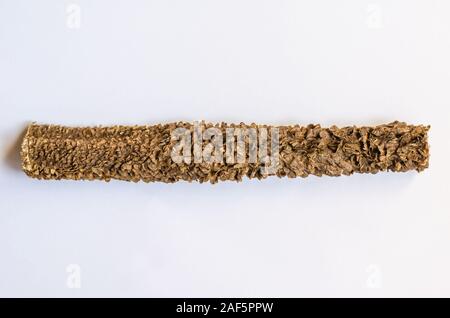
[21,121,430,183]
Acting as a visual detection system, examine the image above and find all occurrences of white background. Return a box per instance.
[0,0,449,297]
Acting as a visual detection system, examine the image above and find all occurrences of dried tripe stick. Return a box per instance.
[21,121,430,183]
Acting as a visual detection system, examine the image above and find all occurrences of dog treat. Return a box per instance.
[21,121,430,183]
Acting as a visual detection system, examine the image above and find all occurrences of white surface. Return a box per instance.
[0,0,449,297]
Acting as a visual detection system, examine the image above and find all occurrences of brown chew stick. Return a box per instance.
[21,121,430,183]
